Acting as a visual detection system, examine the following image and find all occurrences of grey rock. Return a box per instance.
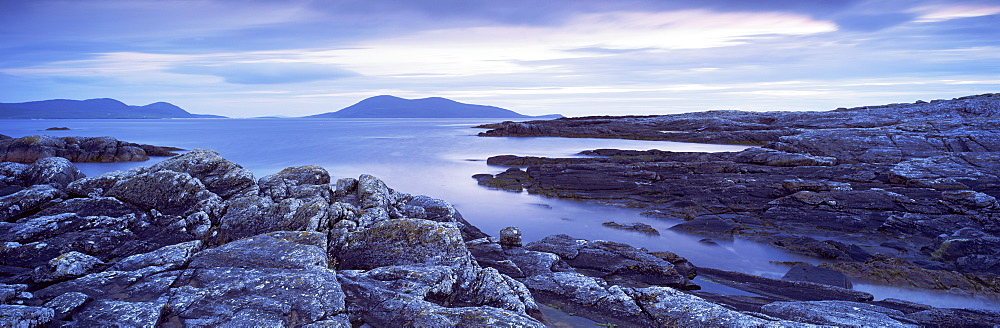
[0,304,54,328]
[0,135,168,164]
[164,267,345,327]
[340,267,544,327]
[403,195,487,240]
[734,148,837,167]
[69,297,167,327]
[782,264,853,289]
[105,170,223,217]
[31,251,105,283]
[522,272,648,326]
[147,149,257,199]
[108,240,202,272]
[623,286,802,328]
[0,284,28,304]
[0,184,66,221]
[335,218,473,270]
[761,300,918,327]
[906,308,1000,328]
[499,226,522,248]
[190,231,327,270]
[23,157,84,188]
[602,221,660,235]
[526,234,693,288]
[43,292,90,320]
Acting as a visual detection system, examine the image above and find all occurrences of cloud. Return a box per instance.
[914,4,1000,22]
[170,62,358,84]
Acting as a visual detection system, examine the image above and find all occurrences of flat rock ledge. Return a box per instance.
[0,134,182,164]
[1,150,998,327]
[474,93,1000,300]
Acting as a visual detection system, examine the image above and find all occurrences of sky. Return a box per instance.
[1,0,998,118]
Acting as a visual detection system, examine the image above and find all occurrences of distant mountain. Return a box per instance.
[0,98,226,119]
[304,95,562,119]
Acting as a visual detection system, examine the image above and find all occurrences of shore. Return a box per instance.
[474,94,1000,302]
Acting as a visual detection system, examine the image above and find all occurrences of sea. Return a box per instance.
[3,118,997,311]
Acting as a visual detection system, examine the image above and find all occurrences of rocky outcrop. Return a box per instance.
[0,135,181,163]
[473,93,1000,300]
[2,150,998,327]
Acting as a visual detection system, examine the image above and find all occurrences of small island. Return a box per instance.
[304,95,562,119]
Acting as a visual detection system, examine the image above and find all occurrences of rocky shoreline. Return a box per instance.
[2,149,999,327]
[0,134,182,164]
[474,94,1000,304]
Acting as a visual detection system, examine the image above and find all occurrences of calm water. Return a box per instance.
[3,118,997,310]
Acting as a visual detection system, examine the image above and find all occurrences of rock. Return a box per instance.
[163,267,346,327]
[22,157,84,188]
[0,304,54,327]
[335,218,473,270]
[108,240,202,272]
[104,170,222,217]
[761,300,918,327]
[0,135,179,164]
[734,147,838,167]
[31,251,105,283]
[339,265,544,327]
[0,184,66,221]
[526,234,694,288]
[403,195,488,240]
[906,308,1000,328]
[523,272,649,326]
[43,292,90,320]
[189,231,327,270]
[147,148,257,199]
[602,221,660,235]
[696,267,873,302]
[623,286,797,328]
[499,226,522,248]
[941,190,998,208]
[782,264,853,289]
[70,297,167,327]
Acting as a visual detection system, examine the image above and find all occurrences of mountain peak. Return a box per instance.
[305,95,562,119]
[0,98,226,119]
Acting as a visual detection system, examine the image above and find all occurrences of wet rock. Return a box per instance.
[603,221,660,235]
[782,264,853,289]
[761,300,918,327]
[0,135,179,164]
[906,308,1000,328]
[822,255,1000,296]
[526,234,693,288]
[697,267,873,302]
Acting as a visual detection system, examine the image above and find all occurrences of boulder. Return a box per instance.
[761,300,918,327]
[782,264,853,289]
